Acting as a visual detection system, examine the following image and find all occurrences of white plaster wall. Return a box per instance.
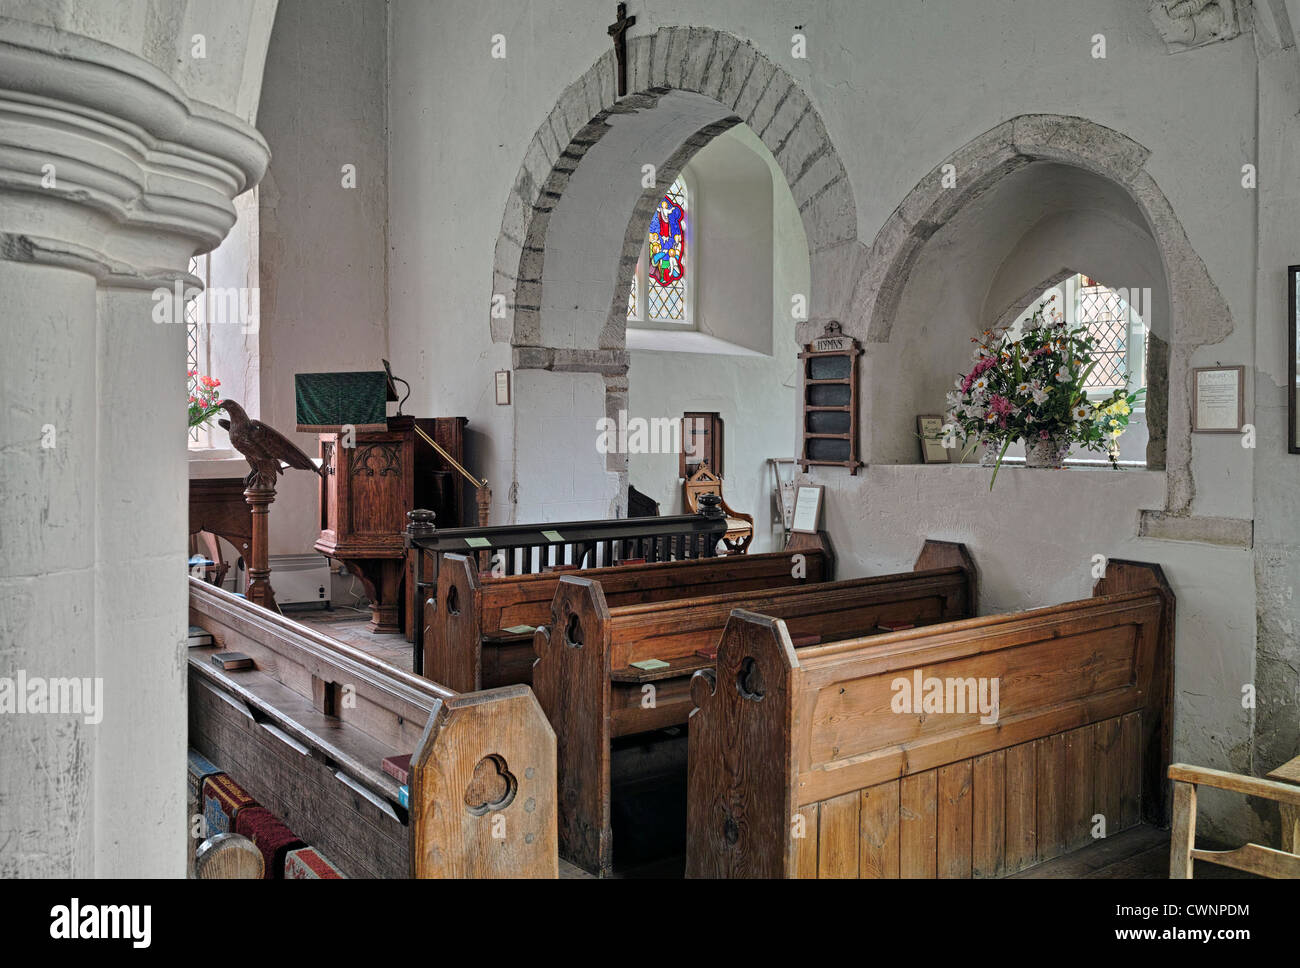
[387,0,1282,841]
[256,0,390,554]
[628,124,807,553]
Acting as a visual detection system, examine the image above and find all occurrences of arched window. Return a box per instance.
[627,175,690,325]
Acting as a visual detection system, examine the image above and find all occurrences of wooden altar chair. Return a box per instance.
[683,462,753,554]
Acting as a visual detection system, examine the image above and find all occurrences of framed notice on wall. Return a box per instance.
[790,484,824,534]
[1191,366,1244,433]
[916,415,949,464]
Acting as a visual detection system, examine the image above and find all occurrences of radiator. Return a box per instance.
[268,554,332,606]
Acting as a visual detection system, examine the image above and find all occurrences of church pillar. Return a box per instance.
[0,15,270,876]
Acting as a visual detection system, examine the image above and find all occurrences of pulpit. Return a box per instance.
[314,415,467,633]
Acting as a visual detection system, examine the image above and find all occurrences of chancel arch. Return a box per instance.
[492,27,853,528]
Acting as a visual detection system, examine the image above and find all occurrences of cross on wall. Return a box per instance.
[607,3,637,97]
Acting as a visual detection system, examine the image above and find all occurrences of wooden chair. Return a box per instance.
[684,462,753,554]
[1168,760,1300,878]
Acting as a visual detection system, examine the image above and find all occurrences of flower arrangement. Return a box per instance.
[938,295,1144,487]
[188,370,223,429]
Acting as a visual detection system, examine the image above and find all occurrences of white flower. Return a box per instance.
[945,390,961,410]
[1072,403,1092,421]
[1030,384,1050,405]
[941,424,959,448]
[1015,381,1032,396]
[972,376,989,394]
[1024,315,1043,332]
[1055,367,1072,383]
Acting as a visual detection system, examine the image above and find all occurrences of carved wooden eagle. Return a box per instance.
[218,399,324,489]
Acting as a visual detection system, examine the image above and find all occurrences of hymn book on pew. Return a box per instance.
[210,652,253,671]
[382,754,412,785]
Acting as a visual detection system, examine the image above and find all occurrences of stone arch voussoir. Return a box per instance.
[849,113,1233,517]
[491,26,859,354]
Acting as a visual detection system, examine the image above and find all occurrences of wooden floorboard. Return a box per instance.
[289,608,414,673]
[1014,824,1262,879]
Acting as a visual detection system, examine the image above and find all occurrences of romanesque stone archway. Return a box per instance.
[491,27,860,360]
[848,115,1237,527]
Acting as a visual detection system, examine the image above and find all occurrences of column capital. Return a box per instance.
[0,16,270,280]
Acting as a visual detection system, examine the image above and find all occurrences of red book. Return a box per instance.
[789,633,822,648]
[876,622,916,633]
[382,753,412,784]
[620,558,646,566]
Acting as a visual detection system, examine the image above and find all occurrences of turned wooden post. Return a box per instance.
[475,483,491,527]
[243,483,277,610]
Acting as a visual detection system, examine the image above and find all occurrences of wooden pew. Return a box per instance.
[532,540,975,876]
[188,577,557,878]
[429,533,836,692]
[684,561,1173,878]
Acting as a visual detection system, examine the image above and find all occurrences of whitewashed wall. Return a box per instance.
[385,0,1285,843]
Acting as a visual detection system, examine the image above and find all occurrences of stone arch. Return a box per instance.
[849,115,1233,515]
[491,26,859,355]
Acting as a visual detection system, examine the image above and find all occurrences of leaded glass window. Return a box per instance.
[1077,277,1128,390]
[627,175,690,325]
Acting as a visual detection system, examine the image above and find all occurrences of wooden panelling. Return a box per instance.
[899,770,938,878]
[859,780,900,878]
[817,791,861,878]
[971,750,1005,878]
[938,761,973,878]
[1004,741,1038,874]
[687,561,1171,879]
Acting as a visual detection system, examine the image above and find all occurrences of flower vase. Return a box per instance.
[1024,435,1070,468]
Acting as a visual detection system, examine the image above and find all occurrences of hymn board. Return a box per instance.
[798,320,863,474]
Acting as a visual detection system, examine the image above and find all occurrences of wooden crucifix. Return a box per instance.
[607,3,636,97]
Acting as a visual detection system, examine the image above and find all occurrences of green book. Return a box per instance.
[630,659,670,671]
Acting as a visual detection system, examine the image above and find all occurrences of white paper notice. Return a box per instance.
[1195,368,1240,431]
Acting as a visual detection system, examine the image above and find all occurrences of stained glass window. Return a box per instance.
[627,175,689,324]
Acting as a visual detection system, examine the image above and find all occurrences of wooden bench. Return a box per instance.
[532,540,975,875]
[428,533,835,692]
[685,560,1173,878]
[406,507,734,666]
[1168,760,1300,878]
[188,577,557,878]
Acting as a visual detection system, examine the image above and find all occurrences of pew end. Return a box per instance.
[532,577,615,876]
[431,553,484,692]
[687,564,1174,878]
[411,684,557,878]
[786,529,835,580]
[686,609,801,878]
[914,539,977,608]
[1094,559,1175,826]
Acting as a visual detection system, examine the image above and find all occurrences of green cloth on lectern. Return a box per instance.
[294,371,387,430]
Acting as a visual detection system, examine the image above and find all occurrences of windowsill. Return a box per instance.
[627,327,768,356]
[187,450,248,480]
[188,446,238,461]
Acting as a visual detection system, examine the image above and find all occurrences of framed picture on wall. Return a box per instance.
[916,414,949,463]
[1191,365,1245,434]
[1289,266,1299,454]
[790,484,824,534]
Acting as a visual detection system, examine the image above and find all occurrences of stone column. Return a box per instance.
[0,14,271,877]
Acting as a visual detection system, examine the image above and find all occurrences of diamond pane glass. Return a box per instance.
[647,176,687,321]
[1078,282,1128,390]
[187,255,201,441]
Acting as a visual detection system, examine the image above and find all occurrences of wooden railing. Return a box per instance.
[404,497,729,675]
